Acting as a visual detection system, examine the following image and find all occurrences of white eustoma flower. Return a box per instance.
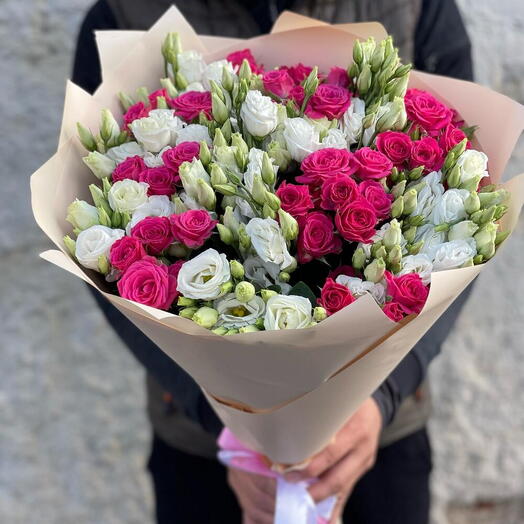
[143,146,171,168]
[66,200,99,231]
[242,256,291,294]
[335,275,386,305]
[264,294,312,330]
[214,146,242,176]
[75,225,124,270]
[176,124,212,145]
[342,97,365,146]
[214,293,266,328]
[177,50,206,84]
[176,248,231,300]
[240,90,278,138]
[455,149,489,183]
[411,171,445,219]
[416,224,447,257]
[108,179,149,213]
[245,218,294,270]
[320,128,348,149]
[83,151,116,179]
[106,141,145,164]
[398,254,433,285]
[130,110,183,152]
[431,238,477,271]
[283,117,321,162]
[184,81,206,92]
[429,189,469,225]
[126,195,175,234]
[202,59,236,90]
[372,223,407,251]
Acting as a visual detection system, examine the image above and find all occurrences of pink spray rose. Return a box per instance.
[226,49,263,74]
[123,102,150,128]
[326,66,350,89]
[305,84,351,120]
[375,131,412,167]
[112,156,146,183]
[382,301,405,322]
[148,88,171,109]
[171,91,212,121]
[384,271,429,315]
[117,256,178,310]
[353,147,393,180]
[130,216,174,255]
[262,70,295,98]
[320,174,359,211]
[439,124,467,153]
[162,142,200,183]
[139,167,177,196]
[276,181,314,218]
[109,236,147,272]
[410,136,444,172]
[318,278,355,316]
[289,85,305,107]
[405,89,453,134]
[297,212,343,263]
[169,210,218,249]
[281,63,313,84]
[359,180,394,220]
[335,198,378,243]
[298,148,357,186]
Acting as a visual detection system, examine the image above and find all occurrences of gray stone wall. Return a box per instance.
[0,1,522,523]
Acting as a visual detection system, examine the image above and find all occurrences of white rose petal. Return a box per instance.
[456,149,489,183]
[106,142,145,164]
[143,146,171,168]
[429,188,469,225]
[202,59,236,90]
[177,248,231,300]
[176,124,212,145]
[177,50,206,84]
[245,218,294,270]
[126,195,175,234]
[108,179,149,213]
[131,110,183,152]
[335,275,387,305]
[283,117,321,162]
[320,128,348,149]
[342,97,365,146]
[431,238,477,271]
[398,254,433,285]
[66,200,99,231]
[75,225,124,270]
[411,171,445,219]
[240,90,278,138]
[214,293,265,329]
[416,224,447,257]
[264,294,312,330]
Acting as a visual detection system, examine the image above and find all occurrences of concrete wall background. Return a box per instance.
[0,1,523,523]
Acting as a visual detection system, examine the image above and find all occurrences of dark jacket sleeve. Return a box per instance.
[72,0,222,435]
[373,0,474,425]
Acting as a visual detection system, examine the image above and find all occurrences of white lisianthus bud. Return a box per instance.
[283,117,321,162]
[176,124,212,145]
[66,200,100,231]
[313,306,327,322]
[398,254,433,285]
[180,159,211,200]
[240,90,278,138]
[83,151,116,179]
[108,179,149,213]
[431,238,477,271]
[176,248,231,300]
[75,225,124,270]
[229,260,245,280]
[448,220,479,241]
[105,142,145,164]
[100,109,121,146]
[245,217,294,270]
[364,258,386,283]
[455,149,489,183]
[429,189,469,225]
[192,307,219,329]
[235,281,256,303]
[383,219,402,249]
[177,50,206,84]
[264,294,313,330]
[214,293,266,329]
[214,146,242,176]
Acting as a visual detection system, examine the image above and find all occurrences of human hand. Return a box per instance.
[227,467,276,524]
[284,397,382,522]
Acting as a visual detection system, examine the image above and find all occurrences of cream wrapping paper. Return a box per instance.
[32,7,524,463]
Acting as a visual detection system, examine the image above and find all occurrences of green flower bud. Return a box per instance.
[403,226,417,243]
[473,254,484,265]
[352,247,367,269]
[353,39,364,65]
[213,128,228,148]
[214,184,237,196]
[212,93,229,125]
[474,223,497,259]
[261,152,276,186]
[63,235,77,257]
[302,66,319,96]
[387,245,402,266]
[212,326,228,336]
[265,192,281,212]
[251,174,268,205]
[100,109,121,147]
[83,151,116,179]
[408,166,424,181]
[480,205,497,225]
[223,206,240,238]
[391,196,404,218]
[238,225,251,250]
[155,96,169,109]
[231,132,248,157]
[199,141,212,167]
[478,189,510,208]
[408,240,424,255]
[220,281,234,295]
[217,224,234,245]
[449,138,468,161]
[371,241,383,258]
[465,191,481,214]
[459,175,482,193]
[117,92,135,112]
[97,206,112,227]
[230,260,245,280]
[97,255,110,275]
[403,189,417,215]
[267,141,292,171]
[375,245,387,260]
[76,122,98,152]
[221,119,233,143]
[179,307,198,320]
[461,257,474,268]
[364,258,386,283]
[88,184,110,215]
[192,307,218,329]
[313,306,328,322]
[406,215,425,227]
[262,204,276,219]
[279,271,291,283]
[357,64,372,95]
[391,180,406,199]
[111,211,122,228]
[448,220,479,241]
[225,328,239,336]
[160,78,178,99]
[390,74,410,99]
[66,200,99,231]
[238,325,260,334]
[495,230,510,246]
[383,219,402,249]
[210,163,228,187]
[433,223,450,233]
[239,59,252,82]
[283,257,297,273]
[235,281,256,303]
[175,71,188,90]
[175,297,195,308]
[278,209,298,241]
[348,62,359,79]
[196,179,216,210]
[260,289,278,302]
[221,66,235,92]
[493,204,508,221]
[370,41,385,72]
[442,151,456,175]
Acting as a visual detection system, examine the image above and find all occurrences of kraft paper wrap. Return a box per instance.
[32,7,524,463]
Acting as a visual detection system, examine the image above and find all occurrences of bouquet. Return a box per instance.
[31,8,524,465]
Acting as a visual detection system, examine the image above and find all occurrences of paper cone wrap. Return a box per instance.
[31,8,524,463]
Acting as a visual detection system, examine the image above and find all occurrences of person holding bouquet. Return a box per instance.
[72,1,474,522]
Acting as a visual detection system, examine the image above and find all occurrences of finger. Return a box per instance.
[329,490,350,524]
[308,448,370,503]
[229,470,276,514]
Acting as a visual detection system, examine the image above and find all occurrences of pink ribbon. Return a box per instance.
[218,428,337,524]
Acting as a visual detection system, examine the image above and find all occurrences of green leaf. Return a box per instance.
[267,284,281,294]
[289,281,317,307]
[461,124,479,140]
